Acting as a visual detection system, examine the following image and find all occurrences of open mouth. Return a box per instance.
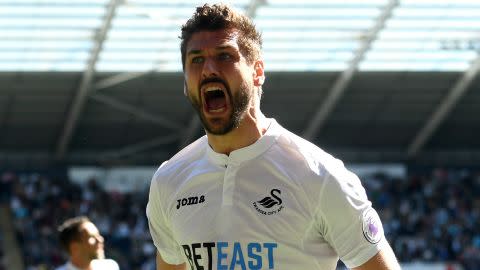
[204,86,227,113]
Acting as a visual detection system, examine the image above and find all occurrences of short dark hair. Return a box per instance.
[180,3,262,69]
[58,216,90,253]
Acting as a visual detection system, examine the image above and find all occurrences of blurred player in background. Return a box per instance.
[56,216,119,270]
[147,3,400,270]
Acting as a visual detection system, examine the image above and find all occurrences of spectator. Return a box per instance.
[55,216,119,270]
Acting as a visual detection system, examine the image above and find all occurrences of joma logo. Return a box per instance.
[176,195,205,209]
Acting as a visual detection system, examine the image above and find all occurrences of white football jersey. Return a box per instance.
[147,119,386,270]
[55,259,119,270]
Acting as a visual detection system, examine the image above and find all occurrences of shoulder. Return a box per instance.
[262,122,350,201]
[272,123,362,198]
[152,136,208,183]
[92,259,120,270]
[274,124,344,177]
[149,136,208,199]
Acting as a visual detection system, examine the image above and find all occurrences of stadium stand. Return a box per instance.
[2,168,479,270]
[363,168,480,269]
[0,205,23,270]
[3,171,155,270]
[0,232,5,270]
[0,178,6,270]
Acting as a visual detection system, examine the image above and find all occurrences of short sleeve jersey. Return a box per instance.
[146,119,387,270]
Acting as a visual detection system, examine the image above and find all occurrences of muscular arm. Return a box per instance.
[156,251,186,270]
[353,243,400,270]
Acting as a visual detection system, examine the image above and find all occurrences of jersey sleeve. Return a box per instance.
[315,166,388,268]
[146,168,186,265]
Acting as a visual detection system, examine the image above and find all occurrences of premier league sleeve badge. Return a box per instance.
[362,208,384,244]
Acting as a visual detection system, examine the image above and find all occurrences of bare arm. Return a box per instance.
[156,251,186,270]
[353,243,401,270]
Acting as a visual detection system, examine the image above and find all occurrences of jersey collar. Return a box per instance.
[206,118,281,166]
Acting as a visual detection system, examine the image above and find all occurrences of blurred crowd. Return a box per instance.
[363,168,480,270]
[1,168,479,270]
[1,171,155,270]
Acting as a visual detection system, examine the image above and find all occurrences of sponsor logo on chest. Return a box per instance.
[182,241,277,270]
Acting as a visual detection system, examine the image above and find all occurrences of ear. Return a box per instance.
[253,60,265,87]
[183,81,188,96]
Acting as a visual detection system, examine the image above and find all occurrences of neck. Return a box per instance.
[71,255,93,270]
[207,108,268,155]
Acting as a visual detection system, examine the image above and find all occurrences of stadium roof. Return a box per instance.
[0,0,479,167]
[2,0,480,72]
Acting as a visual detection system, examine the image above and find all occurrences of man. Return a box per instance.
[56,216,119,270]
[147,3,400,270]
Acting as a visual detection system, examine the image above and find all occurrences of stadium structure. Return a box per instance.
[0,0,479,270]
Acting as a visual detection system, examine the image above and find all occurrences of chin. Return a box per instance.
[205,122,236,135]
[203,112,245,135]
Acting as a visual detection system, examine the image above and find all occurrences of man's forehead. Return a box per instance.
[80,221,99,235]
[187,29,239,52]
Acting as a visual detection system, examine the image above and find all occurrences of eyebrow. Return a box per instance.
[187,49,202,56]
[187,45,236,56]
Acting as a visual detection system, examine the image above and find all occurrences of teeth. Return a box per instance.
[204,86,223,92]
[209,108,224,113]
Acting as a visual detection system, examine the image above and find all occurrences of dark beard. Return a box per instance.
[187,83,250,135]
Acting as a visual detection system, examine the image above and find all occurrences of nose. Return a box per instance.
[96,234,104,244]
[202,57,218,78]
